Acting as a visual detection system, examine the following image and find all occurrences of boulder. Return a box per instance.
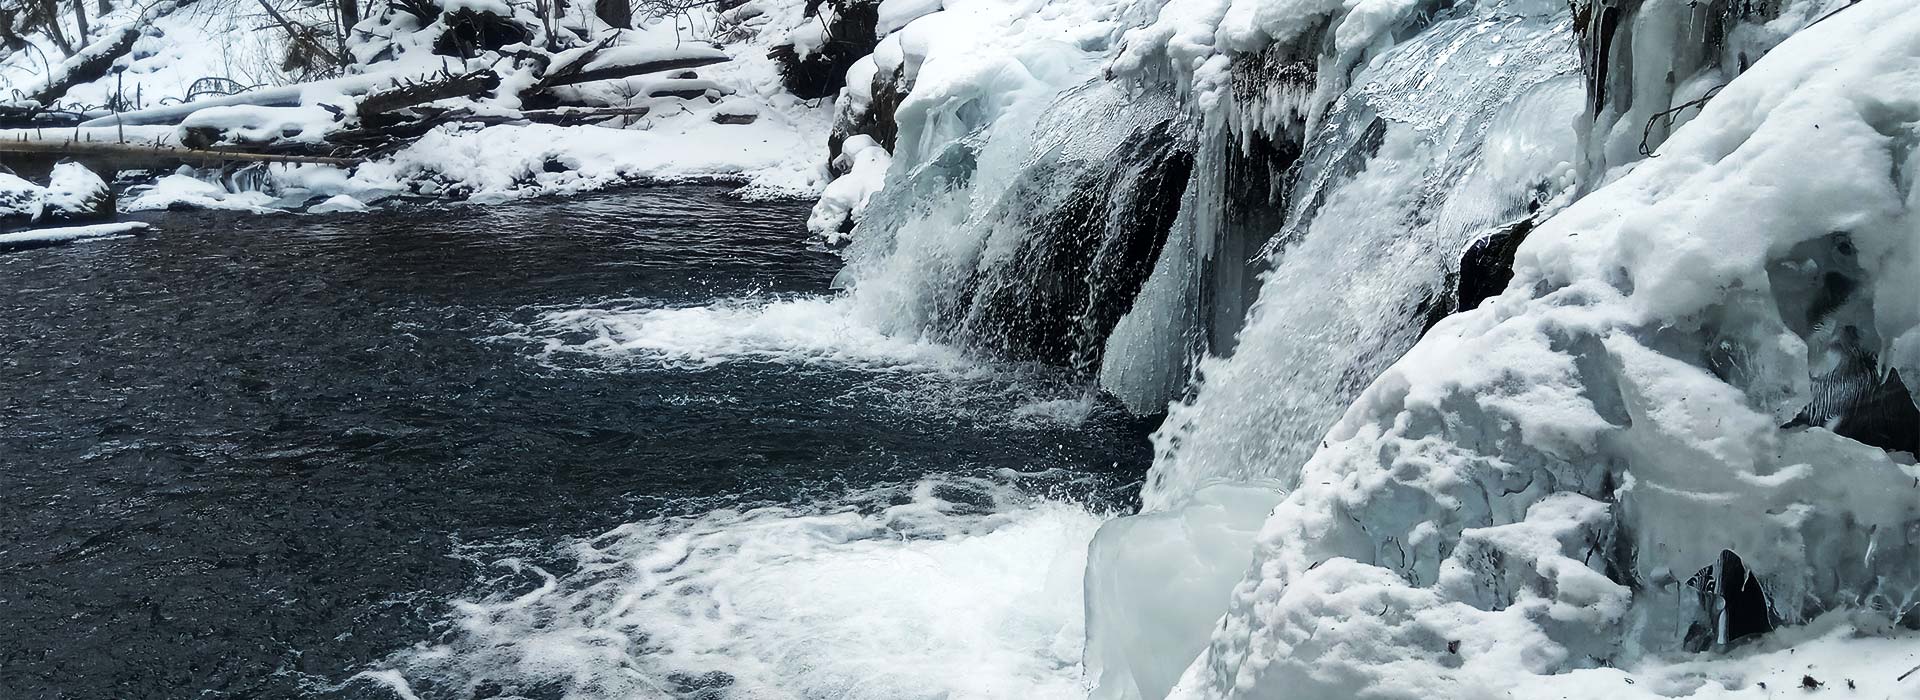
[34,161,114,225]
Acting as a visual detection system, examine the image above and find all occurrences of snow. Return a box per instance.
[307,194,369,214]
[0,172,45,221]
[3,0,835,211]
[1160,2,1920,697]
[121,172,281,213]
[358,113,826,202]
[806,134,890,240]
[0,221,149,250]
[177,102,350,145]
[37,162,111,222]
[876,0,943,37]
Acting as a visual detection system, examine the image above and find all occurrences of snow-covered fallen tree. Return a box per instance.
[2,0,837,210]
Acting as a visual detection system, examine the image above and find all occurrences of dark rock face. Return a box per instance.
[1685,550,1777,651]
[769,0,880,100]
[955,118,1194,376]
[827,66,904,175]
[1770,232,1920,455]
[1454,215,1535,314]
[1207,127,1300,357]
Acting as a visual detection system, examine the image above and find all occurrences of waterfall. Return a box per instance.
[824,0,1908,696]
[837,77,1198,378]
[1141,4,1584,510]
[1082,4,1589,697]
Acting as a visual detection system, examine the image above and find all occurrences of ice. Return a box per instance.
[1144,4,1583,511]
[1167,2,1920,696]
[0,221,150,251]
[121,172,281,213]
[1083,484,1283,700]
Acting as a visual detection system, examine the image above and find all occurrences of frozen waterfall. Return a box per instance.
[820,0,1920,696]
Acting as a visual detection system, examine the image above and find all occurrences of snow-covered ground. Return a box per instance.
[1,0,834,213]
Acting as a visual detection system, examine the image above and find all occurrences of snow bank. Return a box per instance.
[5,0,835,211]
[356,112,826,202]
[1170,3,1920,697]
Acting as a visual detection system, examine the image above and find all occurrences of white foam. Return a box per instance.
[375,477,1106,699]
[513,295,981,373]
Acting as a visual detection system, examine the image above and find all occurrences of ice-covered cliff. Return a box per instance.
[816,0,1920,695]
[1166,1,1920,695]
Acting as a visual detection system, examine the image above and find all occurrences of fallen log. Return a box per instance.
[357,69,502,117]
[0,138,361,168]
[539,45,730,87]
[27,26,140,105]
[518,105,651,125]
[20,0,202,108]
[77,71,452,128]
[321,104,653,154]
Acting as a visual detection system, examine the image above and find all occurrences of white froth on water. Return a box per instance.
[375,476,1105,699]
[511,295,980,372]
[499,294,1117,428]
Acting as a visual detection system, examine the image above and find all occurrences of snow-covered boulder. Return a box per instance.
[35,162,113,225]
[307,194,370,214]
[0,172,44,226]
[1173,2,1920,697]
[806,134,891,242]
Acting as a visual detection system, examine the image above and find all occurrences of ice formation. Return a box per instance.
[1168,2,1920,695]
[813,0,1919,692]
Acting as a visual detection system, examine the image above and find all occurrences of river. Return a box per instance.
[0,186,1154,699]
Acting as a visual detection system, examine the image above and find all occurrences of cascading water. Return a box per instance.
[1081,3,1591,697]
[1140,3,1585,510]
[837,79,1196,378]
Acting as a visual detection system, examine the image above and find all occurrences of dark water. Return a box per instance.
[0,187,1152,699]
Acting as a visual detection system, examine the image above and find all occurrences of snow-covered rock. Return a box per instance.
[307,195,370,214]
[35,162,113,225]
[0,172,44,225]
[806,134,890,241]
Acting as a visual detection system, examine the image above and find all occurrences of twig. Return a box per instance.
[1638,83,1725,158]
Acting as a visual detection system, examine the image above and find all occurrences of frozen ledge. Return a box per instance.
[0,221,151,251]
